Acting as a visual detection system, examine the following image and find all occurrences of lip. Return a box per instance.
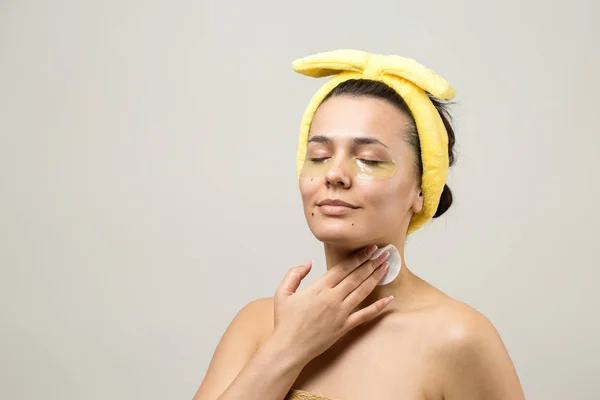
[316,199,360,216]
[317,199,360,208]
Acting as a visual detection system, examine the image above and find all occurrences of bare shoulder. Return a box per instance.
[193,297,275,399]
[402,278,501,348]
[430,296,501,350]
[236,296,275,341]
[206,296,274,361]
[424,294,525,399]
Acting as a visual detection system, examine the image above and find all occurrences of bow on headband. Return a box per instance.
[292,49,456,234]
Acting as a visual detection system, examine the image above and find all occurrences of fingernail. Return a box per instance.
[385,295,395,304]
[379,251,390,262]
[379,262,389,275]
[369,245,378,255]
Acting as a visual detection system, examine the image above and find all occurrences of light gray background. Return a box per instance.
[1,1,599,399]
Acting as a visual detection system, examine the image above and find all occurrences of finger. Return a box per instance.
[275,261,313,298]
[318,245,378,288]
[334,251,390,298]
[343,295,394,331]
[343,261,389,309]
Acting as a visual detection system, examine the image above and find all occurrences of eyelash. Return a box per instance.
[309,157,382,165]
[358,159,382,166]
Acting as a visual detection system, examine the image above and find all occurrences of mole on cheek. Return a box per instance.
[311,213,314,216]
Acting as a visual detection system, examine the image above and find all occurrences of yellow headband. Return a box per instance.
[292,49,456,234]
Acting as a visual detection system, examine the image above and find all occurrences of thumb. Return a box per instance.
[276,261,313,297]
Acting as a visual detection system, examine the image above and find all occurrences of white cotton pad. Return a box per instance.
[369,244,401,285]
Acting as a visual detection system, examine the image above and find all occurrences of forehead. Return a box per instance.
[309,95,413,142]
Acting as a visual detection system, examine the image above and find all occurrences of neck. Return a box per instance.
[323,239,419,312]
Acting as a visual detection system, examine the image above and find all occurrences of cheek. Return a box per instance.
[360,174,415,210]
[360,180,398,209]
[299,177,320,204]
[344,176,385,206]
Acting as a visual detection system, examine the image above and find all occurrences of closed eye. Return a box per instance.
[357,159,383,166]
[310,157,330,163]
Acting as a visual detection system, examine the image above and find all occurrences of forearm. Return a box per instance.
[216,335,307,400]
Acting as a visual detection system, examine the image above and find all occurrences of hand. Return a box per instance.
[270,245,393,365]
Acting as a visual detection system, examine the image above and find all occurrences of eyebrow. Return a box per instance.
[308,135,389,148]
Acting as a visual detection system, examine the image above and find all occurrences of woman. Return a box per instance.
[193,50,525,400]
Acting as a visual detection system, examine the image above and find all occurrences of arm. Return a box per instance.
[441,315,525,400]
[192,298,307,400]
[194,250,393,400]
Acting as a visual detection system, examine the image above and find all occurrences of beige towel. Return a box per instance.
[285,389,338,400]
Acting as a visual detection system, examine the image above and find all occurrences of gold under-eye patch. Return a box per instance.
[300,156,397,180]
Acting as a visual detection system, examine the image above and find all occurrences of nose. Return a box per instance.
[325,157,352,188]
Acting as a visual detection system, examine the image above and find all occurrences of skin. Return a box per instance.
[194,96,525,400]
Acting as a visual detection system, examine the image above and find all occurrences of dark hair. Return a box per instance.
[320,79,456,218]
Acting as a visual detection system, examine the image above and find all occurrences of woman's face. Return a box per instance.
[299,95,424,247]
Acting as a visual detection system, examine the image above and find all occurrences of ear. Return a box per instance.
[411,188,424,214]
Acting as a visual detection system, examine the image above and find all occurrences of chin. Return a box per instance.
[308,218,370,246]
